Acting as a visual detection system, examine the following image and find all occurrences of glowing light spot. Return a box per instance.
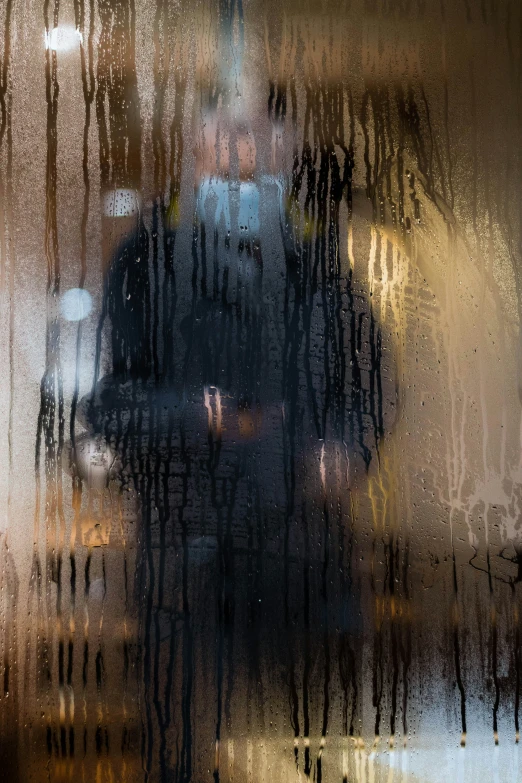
[45,26,82,52]
[60,288,92,321]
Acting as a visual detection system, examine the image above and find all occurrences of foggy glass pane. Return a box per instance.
[0,0,521,780]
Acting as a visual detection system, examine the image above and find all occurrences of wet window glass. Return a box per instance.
[0,1,521,781]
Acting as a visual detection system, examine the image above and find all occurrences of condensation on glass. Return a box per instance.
[0,0,520,781]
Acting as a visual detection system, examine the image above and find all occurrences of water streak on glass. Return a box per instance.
[0,0,521,781]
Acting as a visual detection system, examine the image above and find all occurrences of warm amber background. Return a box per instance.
[0,0,521,781]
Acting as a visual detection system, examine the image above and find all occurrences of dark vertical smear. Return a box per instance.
[142,459,155,779]
[215,468,240,783]
[317,497,331,783]
[82,549,91,757]
[163,68,185,383]
[452,550,467,744]
[487,547,501,743]
[149,1,169,776]
[151,206,161,381]
[280,190,301,773]
[244,468,266,763]
[339,490,357,741]
[162,415,177,763]
[182,221,199,396]
[372,536,384,740]
[97,548,109,760]
[513,575,520,742]
[98,225,151,383]
[152,453,168,782]
[178,425,193,783]
[389,539,399,741]
[209,415,224,783]
[302,506,311,778]
[400,542,412,740]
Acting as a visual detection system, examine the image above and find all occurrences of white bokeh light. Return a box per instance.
[44,25,82,52]
[60,288,92,322]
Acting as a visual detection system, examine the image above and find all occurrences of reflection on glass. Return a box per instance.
[0,1,521,781]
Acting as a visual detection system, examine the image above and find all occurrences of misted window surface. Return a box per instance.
[0,0,521,780]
